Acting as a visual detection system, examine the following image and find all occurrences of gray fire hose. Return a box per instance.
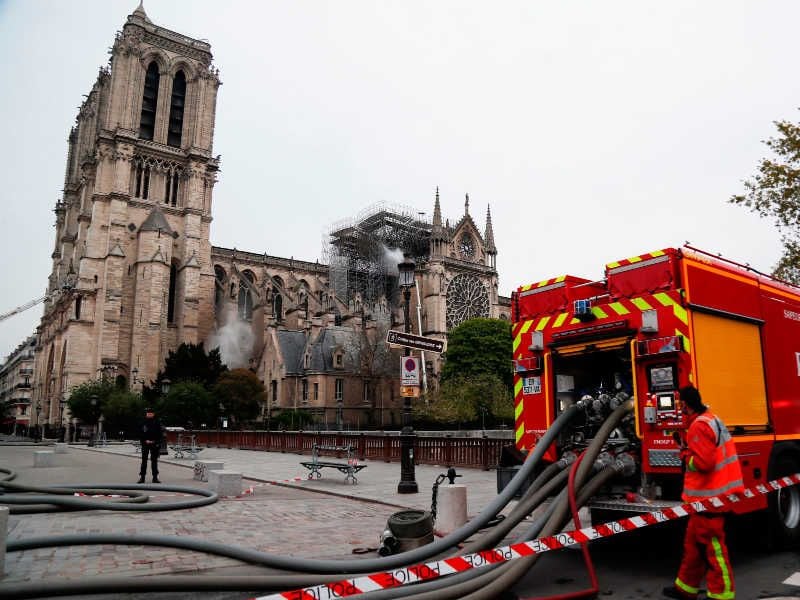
[1,403,587,598]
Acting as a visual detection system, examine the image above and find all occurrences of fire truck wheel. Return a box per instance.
[768,452,800,549]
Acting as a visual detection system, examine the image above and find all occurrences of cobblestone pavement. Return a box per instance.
[2,442,511,585]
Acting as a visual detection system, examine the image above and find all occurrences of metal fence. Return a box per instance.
[166,430,512,470]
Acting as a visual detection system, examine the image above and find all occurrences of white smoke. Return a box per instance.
[208,303,255,369]
[382,246,405,276]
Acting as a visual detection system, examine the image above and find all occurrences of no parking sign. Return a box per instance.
[401,356,420,386]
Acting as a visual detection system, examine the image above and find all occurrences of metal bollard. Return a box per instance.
[0,506,8,578]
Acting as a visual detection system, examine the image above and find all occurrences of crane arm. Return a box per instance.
[0,295,48,323]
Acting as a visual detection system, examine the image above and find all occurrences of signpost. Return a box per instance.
[386,330,445,354]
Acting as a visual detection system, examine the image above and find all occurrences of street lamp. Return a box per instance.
[397,253,418,494]
[161,378,171,395]
[88,394,98,446]
[34,402,41,442]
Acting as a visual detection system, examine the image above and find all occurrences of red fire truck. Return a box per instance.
[511,245,800,545]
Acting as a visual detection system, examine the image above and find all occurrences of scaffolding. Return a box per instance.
[323,202,432,307]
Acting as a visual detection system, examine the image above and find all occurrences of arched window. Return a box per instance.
[75,296,82,320]
[238,270,255,320]
[167,70,186,147]
[214,265,226,314]
[167,262,178,323]
[139,62,160,140]
[272,276,283,321]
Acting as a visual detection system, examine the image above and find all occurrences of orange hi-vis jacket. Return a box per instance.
[681,410,744,505]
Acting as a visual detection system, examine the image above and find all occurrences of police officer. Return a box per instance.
[138,407,163,484]
[663,385,744,600]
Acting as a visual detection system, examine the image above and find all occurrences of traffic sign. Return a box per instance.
[386,330,446,354]
[401,357,420,386]
[400,386,421,398]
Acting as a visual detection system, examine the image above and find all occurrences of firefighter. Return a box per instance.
[663,385,744,600]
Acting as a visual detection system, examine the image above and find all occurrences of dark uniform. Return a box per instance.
[138,408,163,484]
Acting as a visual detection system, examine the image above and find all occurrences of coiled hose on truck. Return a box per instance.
[0,402,585,599]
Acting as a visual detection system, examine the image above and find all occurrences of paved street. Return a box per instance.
[2,442,516,588]
[3,442,800,599]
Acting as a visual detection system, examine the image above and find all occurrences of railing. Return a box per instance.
[165,430,512,470]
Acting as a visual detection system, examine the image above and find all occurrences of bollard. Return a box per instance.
[0,506,8,578]
[34,451,55,467]
[435,485,468,535]
[54,442,68,454]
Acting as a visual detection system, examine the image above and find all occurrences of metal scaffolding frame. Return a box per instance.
[323,202,432,306]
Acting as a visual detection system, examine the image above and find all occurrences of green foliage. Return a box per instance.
[68,379,144,435]
[157,381,216,428]
[143,343,228,404]
[67,379,115,424]
[441,318,513,390]
[270,409,315,430]
[731,114,800,284]
[416,374,513,428]
[212,368,266,426]
[101,389,144,437]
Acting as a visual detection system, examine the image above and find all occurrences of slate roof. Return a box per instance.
[276,330,307,375]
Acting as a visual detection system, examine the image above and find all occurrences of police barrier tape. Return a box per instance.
[253,473,800,600]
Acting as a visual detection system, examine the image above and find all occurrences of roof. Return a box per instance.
[276,330,307,375]
[139,207,174,236]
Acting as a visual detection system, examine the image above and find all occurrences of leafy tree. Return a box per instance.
[271,409,315,430]
[212,368,266,427]
[731,113,800,284]
[156,381,216,428]
[441,318,513,390]
[101,389,144,438]
[416,374,512,428]
[67,379,116,424]
[143,342,228,404]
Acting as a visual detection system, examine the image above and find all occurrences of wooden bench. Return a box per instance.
[300,444,366,484]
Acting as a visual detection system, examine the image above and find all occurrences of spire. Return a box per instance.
[464,193,470,215]
[432,186,442,228]
[484,205,496,253]
[131,1,151,23]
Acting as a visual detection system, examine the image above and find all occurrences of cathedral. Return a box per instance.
[31,4,510,432]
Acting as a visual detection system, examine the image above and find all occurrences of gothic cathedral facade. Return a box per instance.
[32,5,509,430]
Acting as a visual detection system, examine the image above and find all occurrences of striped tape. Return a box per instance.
[254,473,800,600]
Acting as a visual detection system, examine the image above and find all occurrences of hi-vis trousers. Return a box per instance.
[674,512,735,600]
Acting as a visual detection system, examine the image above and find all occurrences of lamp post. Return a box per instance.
[34,402,41,442]
[397,253,418,494]
[88,394,98,446]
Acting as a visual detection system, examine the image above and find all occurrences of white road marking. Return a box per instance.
[782,571,800,587]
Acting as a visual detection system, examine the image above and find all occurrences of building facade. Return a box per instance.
[0,336,36,434]
[31,5,509,431]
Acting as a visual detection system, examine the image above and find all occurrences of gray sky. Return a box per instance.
[0,0,796,361]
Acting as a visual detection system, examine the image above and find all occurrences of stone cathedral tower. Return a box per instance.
[33,4,221,423]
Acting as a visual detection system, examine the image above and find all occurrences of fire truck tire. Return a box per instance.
[767,451,800,549]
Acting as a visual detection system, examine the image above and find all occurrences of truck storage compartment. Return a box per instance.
[691,311,769,429]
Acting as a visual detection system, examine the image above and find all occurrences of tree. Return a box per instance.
[212,368,266,427]
[441,318,513,390]
[416,374,512,428]
[157,381,216,428]
[143,342,228,404]
[67,379,115,425]
[731,113,800,284]
[101,388,144,437]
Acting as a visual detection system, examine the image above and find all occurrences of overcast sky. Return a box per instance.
[1,0,797,361]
